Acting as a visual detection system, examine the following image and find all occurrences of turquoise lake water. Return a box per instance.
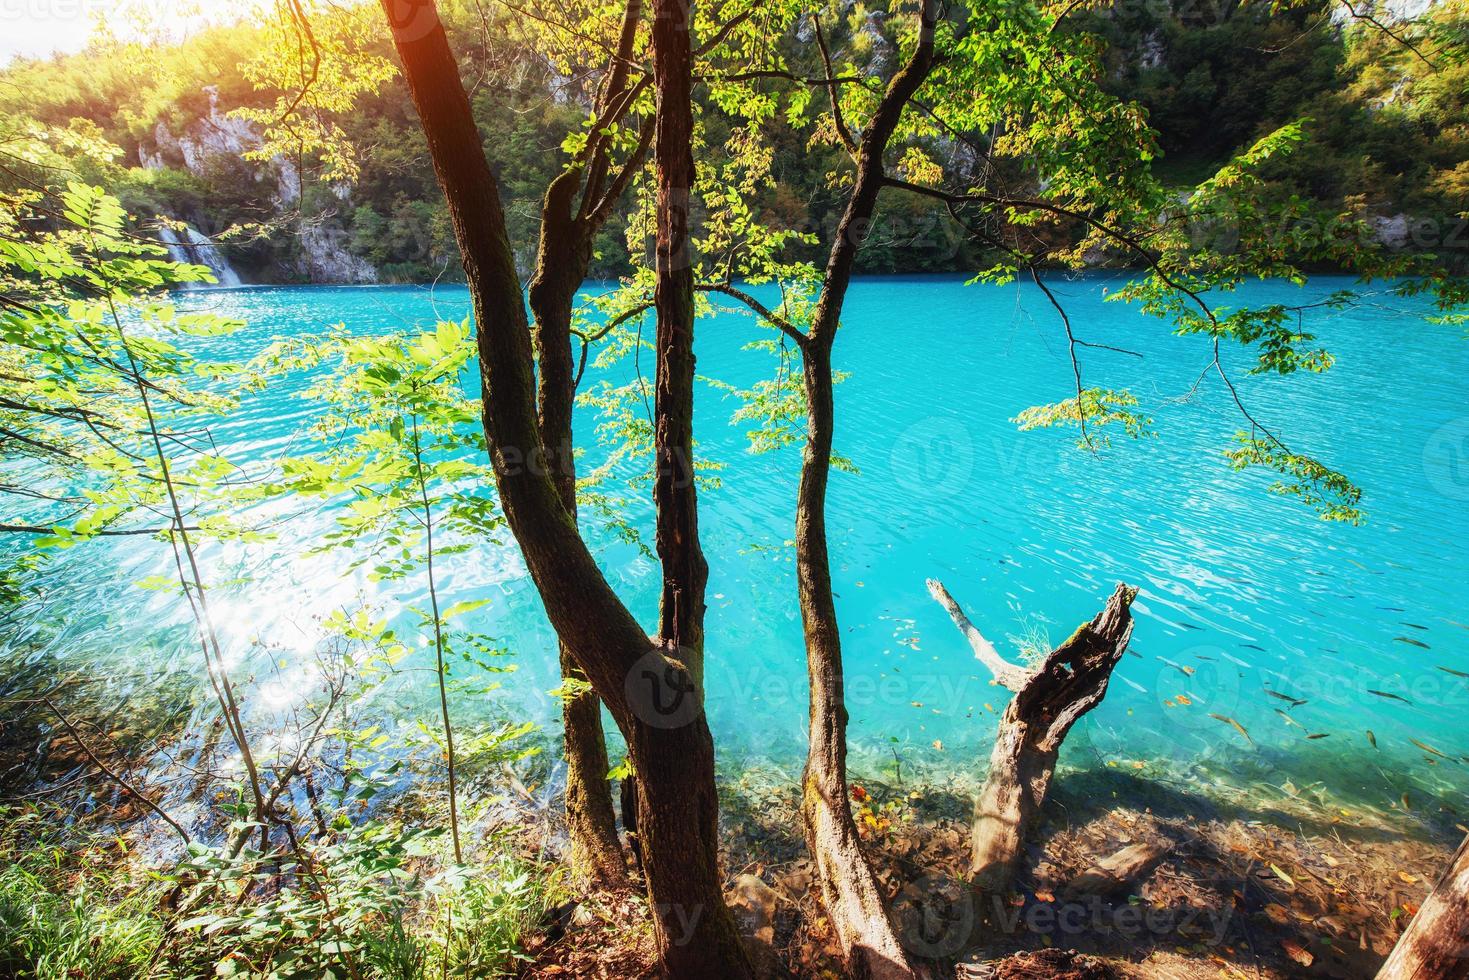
[7,273,1469,821]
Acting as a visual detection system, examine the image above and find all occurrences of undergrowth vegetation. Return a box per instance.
[0,805,567,980]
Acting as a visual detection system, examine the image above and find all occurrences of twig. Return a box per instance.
[43,697,190,843]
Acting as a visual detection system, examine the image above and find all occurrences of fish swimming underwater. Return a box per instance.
[1409,738,1448,759]
[1264,689,1308,708]
[1210,713,1253,745]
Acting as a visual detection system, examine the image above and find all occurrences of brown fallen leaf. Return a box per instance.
[1281,939,1314,967]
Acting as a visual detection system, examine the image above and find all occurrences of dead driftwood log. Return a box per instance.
[928,580,1138,894]
[1376,831,1469,980]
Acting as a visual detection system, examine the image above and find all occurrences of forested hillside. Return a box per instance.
[2,0,1466,283]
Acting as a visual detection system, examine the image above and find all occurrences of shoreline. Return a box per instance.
[1,665,1459,979]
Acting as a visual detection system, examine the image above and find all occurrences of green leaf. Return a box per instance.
[440,598,490,621]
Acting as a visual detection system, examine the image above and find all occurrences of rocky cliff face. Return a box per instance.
[296,221,379,284]
[139,86,378,286]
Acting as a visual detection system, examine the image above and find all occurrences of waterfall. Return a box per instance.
[157,224,243,288]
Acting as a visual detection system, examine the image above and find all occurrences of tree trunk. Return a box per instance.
[528,191,627,888]
[557,657,625,886]
[650,0,707,676]
[382,4,751,975]
[523,0,652,886]
[929,581,1137,894]
[787,6,939,976]
[645,1,753,973]
[796,340,917,980]
[1376,832,1469,980]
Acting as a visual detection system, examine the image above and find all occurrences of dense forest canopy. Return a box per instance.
[3,0,1467,282]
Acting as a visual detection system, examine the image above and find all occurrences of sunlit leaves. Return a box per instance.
[1224,433,1364,524]
[0,184,260,546]
[233,1,397,184]
[1012,389,1153,448]
[276,319,501,584]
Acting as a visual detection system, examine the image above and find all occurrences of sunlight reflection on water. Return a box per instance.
[6,274,1469,826]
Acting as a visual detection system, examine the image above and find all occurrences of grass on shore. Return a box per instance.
[0,805,566,980]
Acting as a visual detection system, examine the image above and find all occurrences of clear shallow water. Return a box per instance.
[6,274,1469,822]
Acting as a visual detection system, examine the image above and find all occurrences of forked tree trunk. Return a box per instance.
[381,4,752,976]
[929,580,1136,893]
[524,0,650,888]
[1376,832,1469,980]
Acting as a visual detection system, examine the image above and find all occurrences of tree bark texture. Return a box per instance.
[791,3,938,975]
[928,581,1137,893]
[528,200,625,887]
[381,3,750,975]
[650,0,707,673]
[523,0,650,889]
[1376,832,1469,980]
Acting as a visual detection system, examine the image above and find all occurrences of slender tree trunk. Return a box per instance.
[929,580,1137,894]
[382,4,751,974]
[521,0,651,887]
[786,6,939,975]
[644,0,754,974]
[529,175,627,890]
[796,340,916,980]
[1377,832,1469,980]
[650,0,707,675]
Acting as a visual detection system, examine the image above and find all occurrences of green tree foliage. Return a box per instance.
[5,0,1466,283]
[0,178,551,976]
[664,0,1467,523]
[265,319,512,862]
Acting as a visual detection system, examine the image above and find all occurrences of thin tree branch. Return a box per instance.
[44,697,191,843]
[1028,265,1095,451]
[1338,0,1438,69]
[926,579,1030,692]
[813,14,857,156]
[0,523,198,536]
[697,283,807,346]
